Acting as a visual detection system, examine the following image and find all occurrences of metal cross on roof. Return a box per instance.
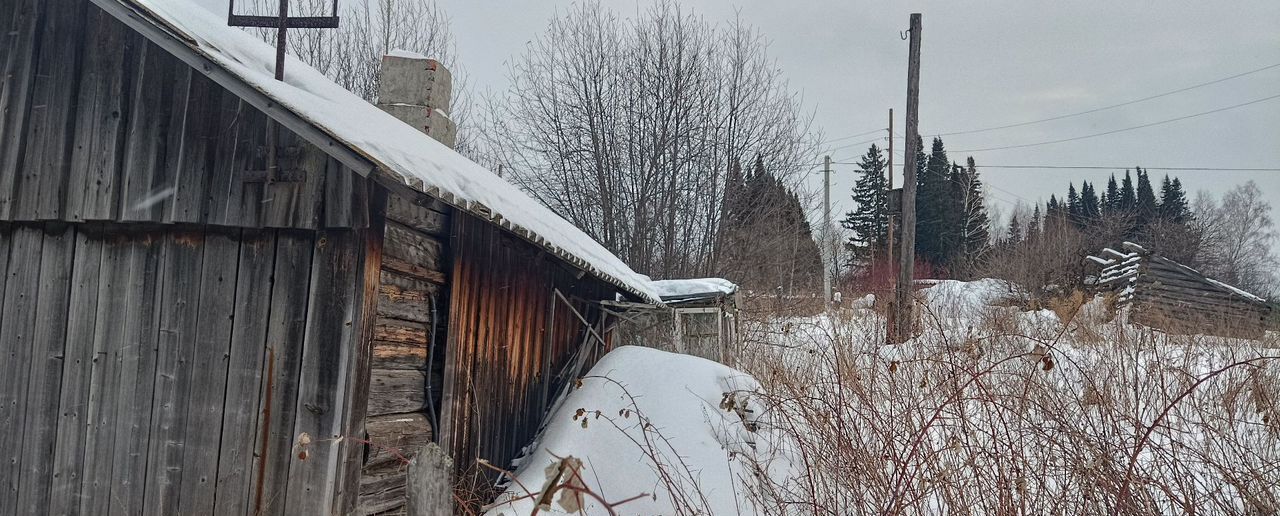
[227,0,340,81]
[227,0,340,185]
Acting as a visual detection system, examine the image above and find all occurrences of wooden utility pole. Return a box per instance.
[823,155,832,304]
[886,108,894,277]
[892,14,921,343]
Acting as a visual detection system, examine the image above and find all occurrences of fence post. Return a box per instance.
[405,443,454,516]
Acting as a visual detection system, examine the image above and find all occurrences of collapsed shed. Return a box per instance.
[0,0,660,514]
[1087,242,1271,339]
[613,278,741,364]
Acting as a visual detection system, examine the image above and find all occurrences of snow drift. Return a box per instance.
[484,346,796,515]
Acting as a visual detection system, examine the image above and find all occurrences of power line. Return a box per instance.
[818,127,887,145]
[949,92,1280,153]
[823,136,887,154]
[932,61,1280,137]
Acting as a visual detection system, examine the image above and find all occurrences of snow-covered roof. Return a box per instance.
[647,278,738,302]
[99,0,661,303]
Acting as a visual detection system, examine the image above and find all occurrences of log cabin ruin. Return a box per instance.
[1087,242,1272,339]
[0,0,662,514]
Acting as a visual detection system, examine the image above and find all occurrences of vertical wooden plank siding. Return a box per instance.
[337,186,386,515]
[105,230,165,516]
[47,229,104,512]
[167,76,219,224]
[284,230,362,515]
[77,232,133,516]
[213,230,276,515]
[0,0,44,219]
[0,4,391,514]
[250,233,313,516]
[441,214,619,480]
[15,225,74,512]
[0,224,379,514]
[143,231,205,516]
[0,228,44,513]
[19,0,87,221]
[66,11,137,222]
[176,230,242,513]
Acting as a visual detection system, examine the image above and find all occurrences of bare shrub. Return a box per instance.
[734,299,1280,515]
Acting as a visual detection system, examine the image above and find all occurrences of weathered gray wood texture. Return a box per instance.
[0,222,375,515]
[0,0,369,230]
[358,192,451,515]
[1093,247,1272,339]
[406,444,454,516]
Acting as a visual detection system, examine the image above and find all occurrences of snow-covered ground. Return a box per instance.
[486,280,1280,515]
[484,346,798,515]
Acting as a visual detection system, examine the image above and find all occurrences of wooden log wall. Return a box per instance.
[1131,257,1271,339]
[0,221,379,516]
[441,214,614,485]
[358,193,452,515]
[0,0,371,231]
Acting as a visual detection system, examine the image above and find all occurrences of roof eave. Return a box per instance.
[95,0,660,304]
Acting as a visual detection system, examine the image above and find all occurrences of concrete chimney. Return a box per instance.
[377,50,457,148]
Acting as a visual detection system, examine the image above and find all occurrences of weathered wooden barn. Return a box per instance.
[0,0,660,514]
[1088,242,1272,339]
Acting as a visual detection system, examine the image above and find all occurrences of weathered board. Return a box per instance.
[0,222,375,515]
[359,189,449,514]
[0,3,367,231]
[440,213,615,489]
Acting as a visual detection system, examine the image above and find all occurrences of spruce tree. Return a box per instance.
[915,137,951,269]
[1047,195,1066,229]
[1007,212,1023,247]
[1104,174,1120,214]
[1067,184,1082,227]
[1028,205,1042,244]
[1119,170,1137,213]
[1135,167,1158,227]
[840,144,890,262]
[1080,181,1101,224]
[955,157,990,272]
[1158,175,1190,223]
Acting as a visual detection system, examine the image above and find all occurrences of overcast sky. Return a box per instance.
[207,0,1280,227]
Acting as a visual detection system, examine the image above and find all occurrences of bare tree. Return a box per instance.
[475,1,819,280]
[1196,182,1278,296]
